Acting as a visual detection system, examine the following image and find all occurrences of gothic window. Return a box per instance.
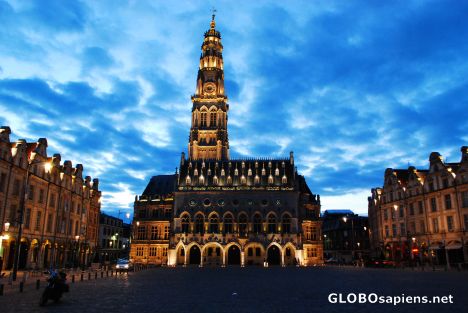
[221,168,225,176]
[199,175,205,185]
[210,112,216,126]
[253,214,262,233]
[213,175,219,185]
[181,216,189,233]
[282,175,287,184]
[201,112,207,127]
[240,175,246,185]
[186,175,191,185]
[224,214,233,234]
[261,168,266,176]
[275,168,279,176]
[248,168,252,176]
[268,175,274,185]
[254,175,260,185]
[195,215,204,234]
[267,214,277,233]
[209,215,219,233]
[234,168,239,176]
[238,214,248,235]
[227,176,232,185]
[282,215,291,233]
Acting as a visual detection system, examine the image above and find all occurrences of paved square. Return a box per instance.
[1,267,466,313]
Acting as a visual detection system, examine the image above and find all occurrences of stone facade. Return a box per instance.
[98,213,130,263]
[0,126,101,271]
[130,16,323,267]
[368,147,468,267]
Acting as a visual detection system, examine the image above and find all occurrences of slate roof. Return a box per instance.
[142,174,177,196]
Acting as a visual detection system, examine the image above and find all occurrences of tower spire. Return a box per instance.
[211,8,216,29]
[188,14,229,161]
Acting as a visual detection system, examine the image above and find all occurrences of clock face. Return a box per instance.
[203,83,216,94]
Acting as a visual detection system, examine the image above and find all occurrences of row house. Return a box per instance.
[368,146,468,267]
[0,126,101,271]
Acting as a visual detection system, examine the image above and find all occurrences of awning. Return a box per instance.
[445,242,462,250]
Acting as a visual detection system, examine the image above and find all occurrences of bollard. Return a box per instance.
[81,273,84,281]
[0,284,4,296]
[19,282,24,293]
[36,279,40,290]
[72,275,75,283]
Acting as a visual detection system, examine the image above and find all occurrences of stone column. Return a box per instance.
[241,251,245,267]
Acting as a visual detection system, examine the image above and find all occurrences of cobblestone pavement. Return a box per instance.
[0,266,466,313]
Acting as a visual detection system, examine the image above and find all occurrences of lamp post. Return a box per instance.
[12,160,50,281]
[343,216,355,261]
[74,235,80,268]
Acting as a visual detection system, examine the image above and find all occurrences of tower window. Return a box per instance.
[201,112,207,126]
[210,112,216,126]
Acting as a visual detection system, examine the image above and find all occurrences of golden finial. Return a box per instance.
[210,7,216,29]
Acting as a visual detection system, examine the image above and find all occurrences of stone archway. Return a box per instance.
[189,246,201,265]
[227,245,241,265]
[267,245,281,265]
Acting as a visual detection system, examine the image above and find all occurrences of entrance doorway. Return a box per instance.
[189,246,201,265]
[227,245,241,265]
[267,245,281,265]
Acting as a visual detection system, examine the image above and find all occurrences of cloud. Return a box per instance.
[1,0,467,215]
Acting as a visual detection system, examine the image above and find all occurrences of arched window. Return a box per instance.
[254,175,260,185]
[209,215,219,233]
[282,175,287,184]
[275,168,280,176]
[195,215,204,234]
[181,215,190,233]
[238,214,248,236]
[268,175,274,185]
[186,175,191,185]
[253,214,262,233]
[282,215,291,233]
[240,175,246,185]
[267,214,277,233]
[201,112,207,127]
[213,175,219,185]
[227,176,232,185]
[199,175,205,185]
[210,112,216,126]
[224,214,233,234]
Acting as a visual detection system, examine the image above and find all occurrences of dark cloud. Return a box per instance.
[0,1,467,214]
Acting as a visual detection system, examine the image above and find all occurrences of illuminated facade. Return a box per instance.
[368,147,468,266]
[131,16,323,267]
[0,126,101,271]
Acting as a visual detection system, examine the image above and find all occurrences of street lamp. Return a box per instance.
[12,160,51,281]
[74,235,80,268]
[342,216,355,261]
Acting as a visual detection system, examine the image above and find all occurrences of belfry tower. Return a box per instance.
[188,14,229,161]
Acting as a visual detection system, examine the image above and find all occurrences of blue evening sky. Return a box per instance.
[1,1,467,218]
